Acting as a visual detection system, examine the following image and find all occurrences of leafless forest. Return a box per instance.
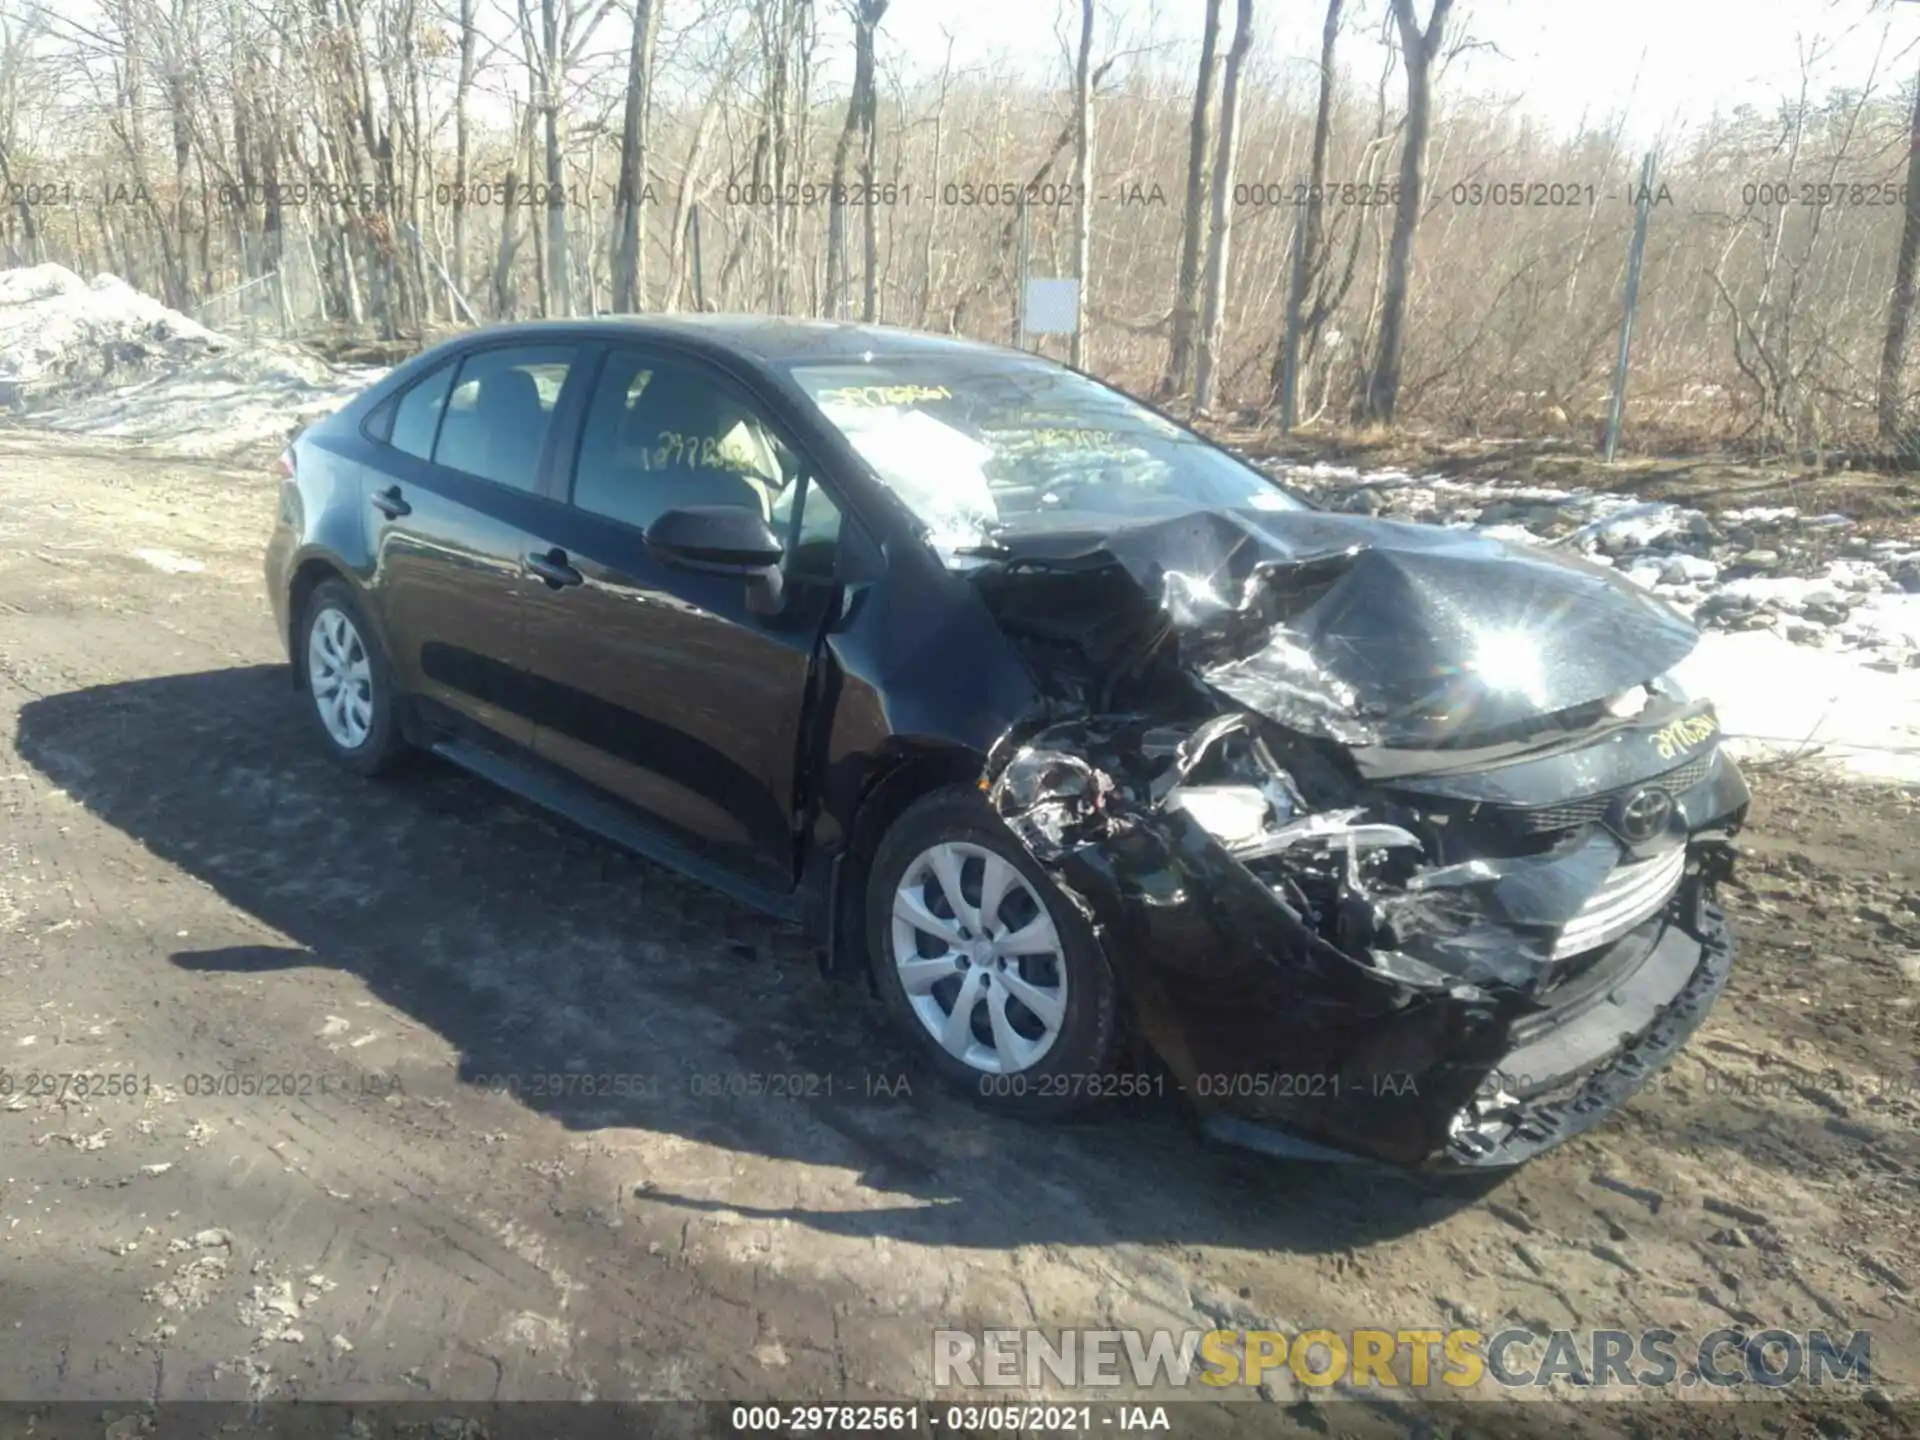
[3,0,1919,453]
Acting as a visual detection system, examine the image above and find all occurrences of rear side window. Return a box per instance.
[432,345,577,491]
[390,363,455,459]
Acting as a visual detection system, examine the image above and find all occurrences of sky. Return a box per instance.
[868,0,1920,142]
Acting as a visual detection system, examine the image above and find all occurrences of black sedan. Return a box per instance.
[264,317,1748,1169]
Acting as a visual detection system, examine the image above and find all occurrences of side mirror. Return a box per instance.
[644,505,785,573]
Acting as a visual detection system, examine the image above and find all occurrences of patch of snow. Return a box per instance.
[1473,523,1541,547]
[1716,575,1842,610]
[1673,632,1920,783]
[132,549,205,574]
[42,343,387,458]
[0,263,88,307]
[0,264,224,409]
[1564,499,1696,551]
[1662,555,1720,585]
[1841,593,1920,651]
[0,263,382,456]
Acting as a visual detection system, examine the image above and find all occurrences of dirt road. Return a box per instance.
[0,432,1915,1432]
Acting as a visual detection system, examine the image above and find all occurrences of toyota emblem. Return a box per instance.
[1611,787,1674,843]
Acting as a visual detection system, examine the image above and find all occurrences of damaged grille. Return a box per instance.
[1551,843,1688,960]
[1508,752,1714,835]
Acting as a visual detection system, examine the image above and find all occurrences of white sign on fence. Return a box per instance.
[1023,278,1080,336]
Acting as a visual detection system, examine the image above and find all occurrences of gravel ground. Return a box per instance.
[0,432,1916,1434]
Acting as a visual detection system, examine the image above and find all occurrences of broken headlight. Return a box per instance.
[1610,668,1696,720]
[1162,783,1287,848]
[1652,668,1692,704]
[1604,683,1651,719]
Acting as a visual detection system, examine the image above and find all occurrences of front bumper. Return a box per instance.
[1441,892,1734,1167]
[1199,882,1735,1169]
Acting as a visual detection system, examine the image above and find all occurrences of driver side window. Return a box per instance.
[571,350,792,534]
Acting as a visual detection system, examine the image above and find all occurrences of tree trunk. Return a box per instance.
[822,72,853,312]
[166,68,194,306]
[493,161,524,318]
[451,0,477,304]
[538,0,571,315]
[1363,0,1452,425]
[1273,0,1342,420]
[1878,70,1920,443]
[917,36,955,327]
[860,21,881,321]
[528,109,549,315]
[1163,0,1222,397]
[789,2,817,313]
[611,0,658,312]
[0,142,43,264]
[1193,0,1251,413]
[1070,0,1094,368]
[230,8,262,287]
[665,57,736,312]
[762,0,793,311]
[824,0,886,321]
[399,0,430,326]
[494,104,537,318]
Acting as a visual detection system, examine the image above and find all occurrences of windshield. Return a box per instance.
[785,356,1302,559]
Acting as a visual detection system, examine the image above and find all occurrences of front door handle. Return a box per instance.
[526,548,583,589]
[370,485,411,518]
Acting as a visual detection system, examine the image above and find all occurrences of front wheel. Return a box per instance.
[865,786,1121,1116]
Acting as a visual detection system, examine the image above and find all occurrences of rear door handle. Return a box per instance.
[526,548,583,589]
[370,485,411,518]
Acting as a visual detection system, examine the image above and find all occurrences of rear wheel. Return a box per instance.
[300,579,405,776]
[866,786,1120,1115]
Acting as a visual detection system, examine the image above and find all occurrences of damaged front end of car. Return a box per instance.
[967,508,1747,1169]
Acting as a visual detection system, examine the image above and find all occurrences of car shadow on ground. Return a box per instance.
[19,665,1519,1254]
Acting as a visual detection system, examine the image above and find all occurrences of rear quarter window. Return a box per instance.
[391,363,456,460]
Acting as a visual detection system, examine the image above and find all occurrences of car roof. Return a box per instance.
[447,315,1025,368]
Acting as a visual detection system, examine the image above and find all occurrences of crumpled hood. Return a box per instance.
[977,507,1700,747]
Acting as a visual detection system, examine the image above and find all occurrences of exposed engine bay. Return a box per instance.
[964,507,1748,1168]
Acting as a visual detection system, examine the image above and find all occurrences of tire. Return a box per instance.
[865,785,1121,1117]
[298,579,406,776]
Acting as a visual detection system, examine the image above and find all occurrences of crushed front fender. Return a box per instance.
[983,714,1743,1169]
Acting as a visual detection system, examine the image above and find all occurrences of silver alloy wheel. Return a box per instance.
[890,840,1068,1074]
[306,605,375,750]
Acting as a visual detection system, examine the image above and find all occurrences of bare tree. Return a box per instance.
[448,0,479,302]
[1193,0,1250,412]
[1272,0,1343,423]
[1069,0,1094,367]
[0,0,1908,453]
[663,31,749,313]
[492,100,536,318]
[516,0,617,317]
[0,7,48,264]
[610,0,659,312]
[858,8,879,320]
[916,30,956,328]
[823,0,886,320]
[1712,38,1881,452]
[1878,67,1920,442]
[1363,0,1452,424]
[1161,0,1221,398]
